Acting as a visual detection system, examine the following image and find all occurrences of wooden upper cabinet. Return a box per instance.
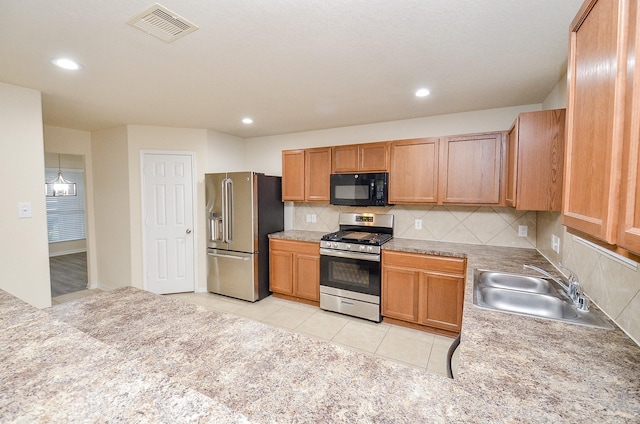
[282,150,305,201]
[359,142,389,172]
[331,142,388,173]
[562,0,627,244]
[439,132,504,204]
[506,125,518,207]
[389,138,439,203]
[305,147,331,201]
[507,109,566,211]
[281,148,330,202]
[332,145,358,173]
[618,0,640,253]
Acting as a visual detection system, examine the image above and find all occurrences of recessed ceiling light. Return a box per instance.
[52,58,82,70]
[242,117,253,124]
[415,88,430,97]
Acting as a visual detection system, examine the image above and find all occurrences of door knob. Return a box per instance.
[186,229,192,234]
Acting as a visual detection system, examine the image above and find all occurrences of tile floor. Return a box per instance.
[167,292,459,377]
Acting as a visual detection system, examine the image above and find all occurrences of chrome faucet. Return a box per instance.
[523,264,589,311]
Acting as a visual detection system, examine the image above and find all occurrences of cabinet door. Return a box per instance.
[505,122,518,207]
[389,138,439,203]
[332,145,358,173]
[509,110,566,211]
[381,265,419,322]
[440,133,503,204]
[282,150,305,201]
[305,147,331,201]
[294,254,320,301]
[619,0,640,253]
[563,0,626,243]
[418,273,464,332]
[359,142,388,172]
[269,249,293,295]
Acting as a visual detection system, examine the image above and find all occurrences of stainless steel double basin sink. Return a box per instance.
[473,269,612,329]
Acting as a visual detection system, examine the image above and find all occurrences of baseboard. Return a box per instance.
[49,248,87,257]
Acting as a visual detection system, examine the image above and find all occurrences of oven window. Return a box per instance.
[320,255,380,296]
[329,261,370,287]
[334,185,369,200]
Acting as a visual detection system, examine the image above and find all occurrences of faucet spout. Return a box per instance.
[523,264,570,292]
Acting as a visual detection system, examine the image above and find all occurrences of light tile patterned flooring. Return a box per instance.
[52,289,459,377]
[168,292,459,377]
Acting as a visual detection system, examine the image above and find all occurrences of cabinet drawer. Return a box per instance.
[382,250,466,275]
[270,239,319,256]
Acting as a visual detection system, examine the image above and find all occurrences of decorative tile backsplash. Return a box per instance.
[537,212,640,345]
[292,203,537,248]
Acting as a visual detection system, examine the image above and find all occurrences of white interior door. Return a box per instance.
[142,153,195,294]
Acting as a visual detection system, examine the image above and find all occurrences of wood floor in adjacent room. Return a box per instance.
[49,252,88,298]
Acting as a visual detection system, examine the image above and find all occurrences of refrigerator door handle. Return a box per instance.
[225,177,234,244]
[207,252,251,261]
[221,178,229,243]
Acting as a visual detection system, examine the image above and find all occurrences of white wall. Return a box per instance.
[43,126,96,285]
[0,82,51,308]
[92,126,132,290]
[207,130,246,172]
[126,125,209,291]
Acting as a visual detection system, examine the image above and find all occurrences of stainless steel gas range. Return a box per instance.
[319,212,394,322]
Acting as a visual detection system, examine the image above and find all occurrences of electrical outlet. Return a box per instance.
[415,219,422,230]
[552,234,560,253]
[311,214,317,223]
[518,225,528,237]
[306,214,311,223]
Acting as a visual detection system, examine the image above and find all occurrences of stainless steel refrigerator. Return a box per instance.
[205,172,284,301]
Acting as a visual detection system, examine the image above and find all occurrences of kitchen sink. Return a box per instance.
[476,270,558,295]
[473,269,612,329]
[476,287,578,320]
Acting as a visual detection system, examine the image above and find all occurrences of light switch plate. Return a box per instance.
[18,202,32,218]
[415,219,422,230]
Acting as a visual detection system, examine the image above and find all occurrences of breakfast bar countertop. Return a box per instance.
[271,231,640,422]
[1,231,638,422]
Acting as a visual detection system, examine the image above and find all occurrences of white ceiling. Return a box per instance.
[0,0,584,138]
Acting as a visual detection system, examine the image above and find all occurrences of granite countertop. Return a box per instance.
[270,230,640,421]
[2,231,639,422]
[0,290,247,423]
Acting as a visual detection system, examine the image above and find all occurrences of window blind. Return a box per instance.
[45,168,86,243]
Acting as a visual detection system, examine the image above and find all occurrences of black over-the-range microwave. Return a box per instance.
[329,172,389,206]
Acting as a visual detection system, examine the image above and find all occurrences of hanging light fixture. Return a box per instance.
[45,154,77,197]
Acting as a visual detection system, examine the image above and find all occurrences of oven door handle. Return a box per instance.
[319,248,380,262]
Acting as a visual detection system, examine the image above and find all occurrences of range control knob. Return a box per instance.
[368,246,374,252]
[332,242,339,248]
[359,245,366,251]
[345,244,351,250]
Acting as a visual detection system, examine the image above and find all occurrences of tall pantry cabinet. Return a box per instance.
[563,0,640,255]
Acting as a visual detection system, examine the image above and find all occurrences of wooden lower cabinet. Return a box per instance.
[382,250,466,334]
[269,239,320,302]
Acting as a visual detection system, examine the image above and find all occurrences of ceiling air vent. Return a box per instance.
[127,3,199,43]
